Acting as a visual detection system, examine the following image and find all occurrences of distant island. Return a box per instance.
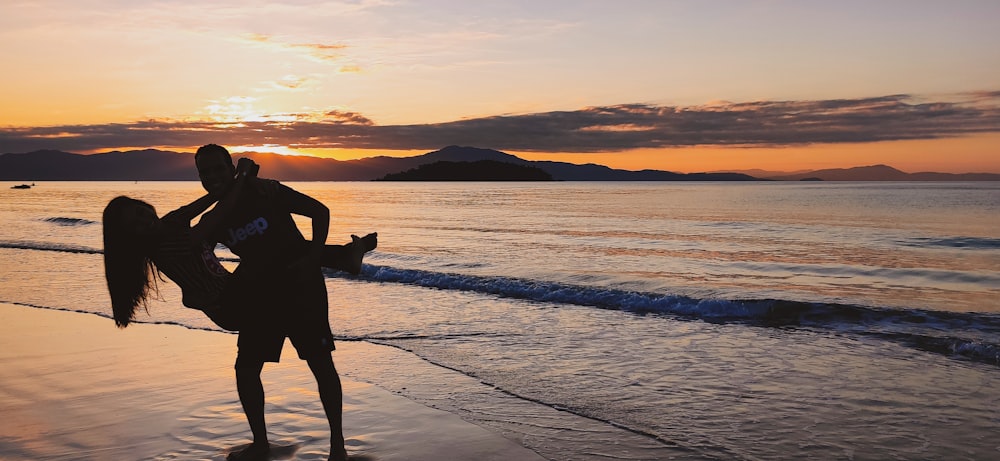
[1,145,998,181]
[377,160,553,181]
[758,164,1000,181]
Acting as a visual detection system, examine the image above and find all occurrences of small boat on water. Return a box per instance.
[11,184,32,189]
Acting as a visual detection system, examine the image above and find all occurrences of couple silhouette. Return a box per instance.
[103,144,373,461]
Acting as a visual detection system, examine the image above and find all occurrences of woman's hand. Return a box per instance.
[235,158,259,179]
[209,158,258,200]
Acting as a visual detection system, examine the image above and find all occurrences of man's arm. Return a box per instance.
[281,185,330,267]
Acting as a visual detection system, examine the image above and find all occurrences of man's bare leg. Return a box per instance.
[228,357,270,461]
[307,356,347,461]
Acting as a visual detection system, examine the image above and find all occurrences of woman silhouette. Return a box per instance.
[102,159,375,330]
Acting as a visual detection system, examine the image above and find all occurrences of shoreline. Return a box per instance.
[0,302,546,460]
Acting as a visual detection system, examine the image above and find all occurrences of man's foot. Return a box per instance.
[226,442,270,461]
[328,447,348,461]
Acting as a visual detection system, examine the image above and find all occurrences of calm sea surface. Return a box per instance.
[1,181,999,460]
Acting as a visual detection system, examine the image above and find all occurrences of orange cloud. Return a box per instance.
[241,33,349,63]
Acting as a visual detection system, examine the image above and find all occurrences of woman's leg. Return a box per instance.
[321,232,377,275]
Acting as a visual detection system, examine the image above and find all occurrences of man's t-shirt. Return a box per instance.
[209,179,327,327]
[213,179,309,274]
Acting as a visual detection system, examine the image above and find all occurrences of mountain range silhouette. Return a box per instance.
[1,146,997,181]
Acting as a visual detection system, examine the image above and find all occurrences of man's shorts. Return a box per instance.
[228,263,335,362]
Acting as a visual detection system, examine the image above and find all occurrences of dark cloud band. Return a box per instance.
[2,93,998,153]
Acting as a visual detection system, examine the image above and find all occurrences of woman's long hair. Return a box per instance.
[102,196,161,328]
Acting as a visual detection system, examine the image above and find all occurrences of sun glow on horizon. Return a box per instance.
[213,134,1000,174]
[269,147,430,161]
[513,134,1000,174]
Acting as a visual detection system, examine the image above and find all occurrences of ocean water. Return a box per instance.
[1,180,999,460]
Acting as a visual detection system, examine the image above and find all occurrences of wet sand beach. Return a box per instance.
[0,302,546,460]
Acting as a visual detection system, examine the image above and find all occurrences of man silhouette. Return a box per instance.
[195,144,347,461]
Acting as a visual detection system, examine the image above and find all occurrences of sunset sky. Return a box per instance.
[1,0,998,173]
